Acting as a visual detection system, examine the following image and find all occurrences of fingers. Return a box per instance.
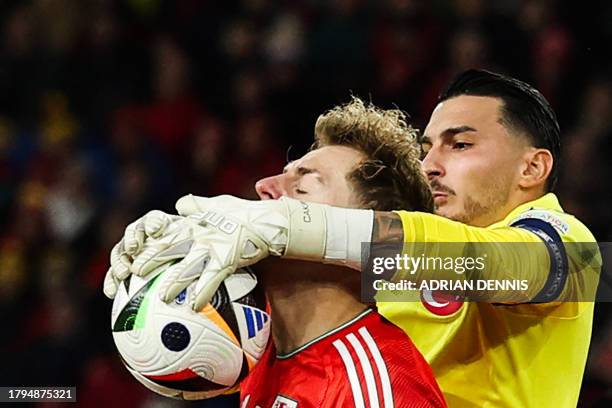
[103,267,119,299]
[131,238,194,277]
[175,194,204,216]
[175,194,244,216]
[129,211,191,276]
[192,267,233,311]
[158,244,211,303]
[123,219,145,255]
[104,209,191,299]
[124,210,179,255]
[143,210,175,238]
[110,241,132,280]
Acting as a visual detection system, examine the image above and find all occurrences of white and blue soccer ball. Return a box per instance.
[111,265,270,400]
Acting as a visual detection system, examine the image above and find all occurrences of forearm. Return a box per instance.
[313,210,403,270]
[320,208,555,302]
[392,211,553,302]
[171,195,558,303]
[372,211,404,243]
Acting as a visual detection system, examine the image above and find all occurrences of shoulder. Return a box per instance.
[510,208,595,243]
[505,194,596,243]
[506,197,601,302]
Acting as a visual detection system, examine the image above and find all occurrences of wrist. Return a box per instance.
[324,206,373,270]
[281,198,328,260]
[279,198,374,270]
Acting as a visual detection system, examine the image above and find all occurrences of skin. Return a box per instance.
[254,145,369,354]
[373,95,554,239]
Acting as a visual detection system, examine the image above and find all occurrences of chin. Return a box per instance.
[435,206,465,223]
[434,204,450,217]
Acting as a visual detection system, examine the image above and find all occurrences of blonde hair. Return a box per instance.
[313,97,433,212]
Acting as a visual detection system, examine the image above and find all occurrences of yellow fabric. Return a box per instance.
[377,193,600,408]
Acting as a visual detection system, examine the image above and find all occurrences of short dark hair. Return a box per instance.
[439,69,561,191]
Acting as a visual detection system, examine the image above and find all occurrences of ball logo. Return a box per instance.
[175,289,187,305]
[421,289,463,316]
[242,305,269,339]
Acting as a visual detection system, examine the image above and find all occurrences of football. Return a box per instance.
[110,264,270,400]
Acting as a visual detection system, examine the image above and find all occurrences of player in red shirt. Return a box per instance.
[104,97,445,406]
[240,309,445,408]
[239,98,446,407]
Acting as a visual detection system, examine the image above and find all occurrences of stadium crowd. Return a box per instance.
[0,0,610,406]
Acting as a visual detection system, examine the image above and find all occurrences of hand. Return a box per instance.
[103,210,183,299]
[102,197,287,303]
[175,194,327,260]
[159,195,292,310]
[160,194,327,309]
[104,194,328,310]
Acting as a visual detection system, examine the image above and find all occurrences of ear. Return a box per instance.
[518,148,553,189]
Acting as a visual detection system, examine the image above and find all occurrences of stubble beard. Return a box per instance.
[437,176,513,227]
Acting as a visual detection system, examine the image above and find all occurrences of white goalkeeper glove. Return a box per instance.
[164,195,329,309]
[104,195,329,309]
[103,210,183,299]
[104,194,373,310]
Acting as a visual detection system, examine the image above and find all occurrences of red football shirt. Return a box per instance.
[240,309,446,408]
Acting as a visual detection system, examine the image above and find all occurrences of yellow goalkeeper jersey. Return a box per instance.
[377,193,600,408]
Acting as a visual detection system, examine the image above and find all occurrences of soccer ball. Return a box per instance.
[110,264,270,400]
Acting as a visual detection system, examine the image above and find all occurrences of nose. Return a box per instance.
[255,174,287,200]
[421,148,445,181]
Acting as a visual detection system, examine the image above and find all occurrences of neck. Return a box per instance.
[255,258,366,355]
[472,189,548,227]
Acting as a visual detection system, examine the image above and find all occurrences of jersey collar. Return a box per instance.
[488,193,562,229]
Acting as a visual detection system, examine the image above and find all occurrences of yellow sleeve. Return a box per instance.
[394,211,553,303]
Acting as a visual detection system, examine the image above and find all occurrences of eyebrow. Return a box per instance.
[421,125,477,144]
[283,165,325,185]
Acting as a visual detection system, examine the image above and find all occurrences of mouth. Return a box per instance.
[432,192,449,204]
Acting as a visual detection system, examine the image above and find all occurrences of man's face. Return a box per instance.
[421,95,528,226]
[255,145,365,207]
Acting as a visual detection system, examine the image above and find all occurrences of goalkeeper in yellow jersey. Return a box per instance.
[105,69,601,407]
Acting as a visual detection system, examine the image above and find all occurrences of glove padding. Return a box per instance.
[161,195,291,309]
[176,194,327,260]
[103,210,182,299]
[104,195,328,311]
[167,194,328,309]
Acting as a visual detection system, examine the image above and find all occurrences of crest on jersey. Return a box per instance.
[272,395,298,408]
[421,289,463,316]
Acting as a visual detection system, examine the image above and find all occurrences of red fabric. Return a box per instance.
[240,310,447,408]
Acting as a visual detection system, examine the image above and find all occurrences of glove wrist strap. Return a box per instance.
[282,198,327,260]
[324,206,374,270]
[281,197,374,271]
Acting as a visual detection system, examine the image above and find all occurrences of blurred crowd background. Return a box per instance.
[0,0,611,407]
